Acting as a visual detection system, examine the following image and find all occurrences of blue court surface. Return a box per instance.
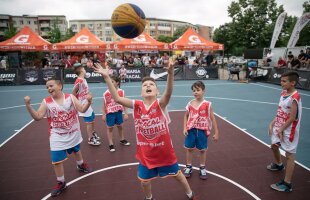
[0,80,309,169]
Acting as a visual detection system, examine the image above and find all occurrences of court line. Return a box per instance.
[41,163,261,200]
[250,83,310,97]
[0,82,239,93]
[2,95,310,111]
[0,119,34,148]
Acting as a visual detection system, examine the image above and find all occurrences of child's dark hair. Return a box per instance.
[191,81,205,91]
[73,63,84,75]
[281,71,299,85]
[111,75,121,87]
[142,77,156,85]
[46,77,63,90]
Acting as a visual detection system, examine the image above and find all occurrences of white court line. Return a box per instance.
[250,83,310,97]
[0,119,34,148]
[1,110,309,172]
[41,163,261,200]
[2,95,310,111]
[0,82,238,93]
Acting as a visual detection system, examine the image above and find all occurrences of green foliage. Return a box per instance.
[173,26,188,41]
[63,27,75,41]
[4,25,18,40]
[157,35,174,43]
[48,19,62,43]
[213,0,307,56]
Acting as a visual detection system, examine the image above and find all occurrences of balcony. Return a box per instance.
[40,23,50,28]
[0,22,8,27]
[157,26,171,31]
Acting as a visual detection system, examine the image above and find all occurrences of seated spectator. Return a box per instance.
[115,55,124,69]
[161,53,169,67]
[306,47,310,69]
[275,57,287,68]
[118,64,127,83]
[127,56,134,67]
[142,54,150,67]
[263,49,273,66]
[227,60,240,80]
[134,57,143,67]
[0,56,7,70]
[149,56,156,67]
[289,55,301,70]
[176,54,185,65]
[81,54,88,66]
[298,49,307,68]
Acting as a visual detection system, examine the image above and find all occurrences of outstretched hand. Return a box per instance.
[92,62,109,77]
[166,57,177,74]
[24,96,31,104]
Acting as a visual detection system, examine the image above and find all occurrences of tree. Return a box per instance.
[172,26,188,41]
[213,0,295,56]
[157,35,173,43]
[63,27,75,41]
[296,0,310,46]
[48,19,62,43]
[3,25,18,40]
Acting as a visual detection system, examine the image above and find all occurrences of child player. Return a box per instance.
[24,78,93,197]
[268,71,302,192]
[73,63,101,146]
[92,60,196,200]
[183,81,219,179]
[102,75,130,152]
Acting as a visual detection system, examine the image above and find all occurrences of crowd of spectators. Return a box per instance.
[274,48,310,70]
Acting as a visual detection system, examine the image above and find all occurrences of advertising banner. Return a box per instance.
[184,66,218,80]
[64,69,103,84]
[0,69,18,85]
[144,66,183,81]
[19,69,42,85]
[124,67,144,82]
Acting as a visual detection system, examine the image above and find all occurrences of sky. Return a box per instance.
[0,0,306,29]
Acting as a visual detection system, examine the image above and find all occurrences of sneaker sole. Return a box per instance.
[267,166,285,171]
[270,184,292,192]
[88,142,101,146]
[51,185,67,197]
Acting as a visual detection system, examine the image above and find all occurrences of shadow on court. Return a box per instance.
[0,111,309,200]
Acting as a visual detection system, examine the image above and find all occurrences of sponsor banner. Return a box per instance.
[270,12,286,48]
[184,66,218,80]
[250,67,272,81]
[0,69,18,85]
[287,12,310,48]
[19,69,42,85]
[268,68,310,90]
[144,66,183,81]
[41,68,62,84]
[123,67,144,82]
[64,69,103,84]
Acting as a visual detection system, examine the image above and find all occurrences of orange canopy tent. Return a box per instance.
[170,28,224,51]
[0,26,51,51]
[112,32,169,51]
[52,28,107,51]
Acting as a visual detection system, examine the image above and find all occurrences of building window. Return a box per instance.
[34,21,37,24]
[20,20,24,25]
[81,24,85,28]
[106,37,112,42]
[104,22,111,27]
[27,21,31,25]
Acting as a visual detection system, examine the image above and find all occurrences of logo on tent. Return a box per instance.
[188,35,202,43]
[14,35,30,43]
[134,35,146,42]
[76,35,89,43]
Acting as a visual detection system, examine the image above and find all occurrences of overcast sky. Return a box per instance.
[0,0,305,28]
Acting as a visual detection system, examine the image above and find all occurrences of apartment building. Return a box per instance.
[69,18,213,42]
[0,14,68,40]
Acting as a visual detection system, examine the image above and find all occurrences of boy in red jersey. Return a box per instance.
[102,75,130,152]
[183,81,219,180]
[73,63,101,146]
[268,71,302,192]
[24,78,93,197]
[92,60,195,200]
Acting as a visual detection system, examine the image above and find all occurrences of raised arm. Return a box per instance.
[93,63,133,109]
[159,58,176,109]
[24,96,47,121]
[71,94,92,113]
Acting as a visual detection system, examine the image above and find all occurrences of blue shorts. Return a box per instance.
[83,111,95,123]
[184,128,208,150]
[50,144,80,164]
[138,162,180,181]
[106,111,123,127]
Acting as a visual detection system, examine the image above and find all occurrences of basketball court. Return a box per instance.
[0,80,309,199]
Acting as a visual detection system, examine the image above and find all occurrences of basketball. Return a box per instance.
[111,3,146,39]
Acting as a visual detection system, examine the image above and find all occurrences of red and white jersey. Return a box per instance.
[73,77,93,117]
[186,100,212,135]
[133,99,177,169]
[44,94,83,151]
[273,90,302,143]
[119,68,127,76]
[103,89,125,114]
